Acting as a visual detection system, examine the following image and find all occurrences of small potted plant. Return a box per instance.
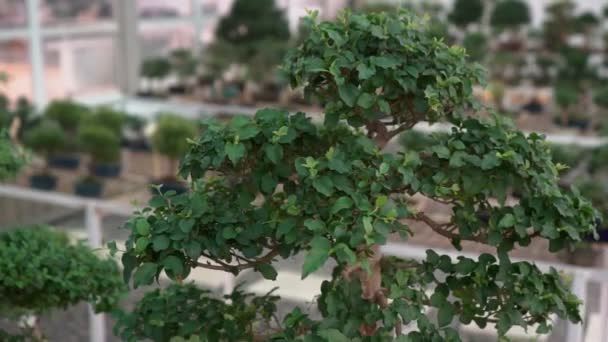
[75,124,121,197]
[122,114,151,151]
[44,100,89,169]
[23,120,65,191]
[139,57,172,98]
[151,114,196,194]
[169,49,198,95]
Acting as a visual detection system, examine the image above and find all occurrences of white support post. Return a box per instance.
[566,271,587,342]
[223,272,235,297]
[85,204,106,342]
[192,0,204,55]
[599,247,608,342]
[26,0,47,109]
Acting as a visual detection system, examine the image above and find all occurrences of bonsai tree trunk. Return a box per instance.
[560,107,569,127]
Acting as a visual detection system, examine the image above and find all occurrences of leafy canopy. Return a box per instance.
[448,0,484,28]
[116,9,599,341]
[0,226,124,319]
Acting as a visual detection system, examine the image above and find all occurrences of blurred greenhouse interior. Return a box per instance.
[2,0,608,341]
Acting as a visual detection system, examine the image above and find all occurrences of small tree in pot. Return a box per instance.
[139,57,172,97]
[23,120,65,191]
[0,226,124,340]
[169,49,198,95]
[0,130,25,182]
[44,99,89,169]
[75,124,121,196]
[151,114,196,194]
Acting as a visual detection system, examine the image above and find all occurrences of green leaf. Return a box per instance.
[225,142,246,165]
[152,235,171,252]
[481,153,500,170]
[331,196,353,215]
[432,145,451,159]
[454,258,476,274]
[136,219,150,235]
[333,243,357,264]
[318,329,349,342]
[338,84,358,107]
[304,219,325,232]
[302,236,331,278]
[179,219,195,233]
[264,144,283,164]
[357,93,375,109]
[133,262,157,287]
[356,63,375,79]
[257,263,278,280]
[363,216,373,234]
[135,237,150,252]
[163,255,185,278]
[313,176,334,197]
[372,55,400,68]
[185,241,202,260]
[438,303,455,327]
[498,213,516,228]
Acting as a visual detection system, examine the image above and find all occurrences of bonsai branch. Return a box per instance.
[196,248,281,272]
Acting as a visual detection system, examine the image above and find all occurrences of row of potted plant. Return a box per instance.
[23,100,125,197]
[20,99,198,198]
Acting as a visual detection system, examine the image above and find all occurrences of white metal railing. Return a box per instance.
[1,183,608,342]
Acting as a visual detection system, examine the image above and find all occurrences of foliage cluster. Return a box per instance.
[114,9,599,341]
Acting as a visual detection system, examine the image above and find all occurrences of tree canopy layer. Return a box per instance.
[115,10,599,341]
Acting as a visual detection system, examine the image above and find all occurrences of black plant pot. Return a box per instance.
[150,178,188,196]
[75,179,103,198]
[124,138,152,152]
[168,85,189,95]
[48,155,80,170]
[29,174,57,191]
[92,163,122,178]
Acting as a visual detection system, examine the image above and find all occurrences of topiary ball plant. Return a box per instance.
[76,124,121,195]
[44,99,89,133]
[152,113,197,178]
[23,120,65,190]
[0,226,124,340]
[115,10,599,341]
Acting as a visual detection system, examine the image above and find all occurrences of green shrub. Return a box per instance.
[491,0,531,30]
[0,131,25,180]
[152,114,196,163]
[462,32,488,62]
[81,106,127,135]
[44,100,89,132]
[141,57,172,79]
[594,86,608,109]
[554,83,579,109]
[77,124,121,164]
[0,226,124,325]
[550,144,589,169]
[114,283,279,341]
[589,145,608,174]
[448,0,483,28]
[23,120,65,157]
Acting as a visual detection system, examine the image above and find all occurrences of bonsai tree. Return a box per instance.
[490,0,530,50]
[554,83,580,127]
[23,120,65,190]
[115,10,598,341]
[170,49,198,93]
[211,0,290,100]
[44,99,88,134]
[0,226,124,340]
[76,124,121,195]
[462,32,487,62]
[542,0,577,51]
[140,57,172,96]
[81,106,126,136]
[448,0,484,30]
[151,114,196,186]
